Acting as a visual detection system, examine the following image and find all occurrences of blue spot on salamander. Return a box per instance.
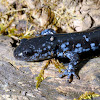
[83,35,89,42]
[74,47,83,53]
[90,43,98,51]
[76,43,81,47]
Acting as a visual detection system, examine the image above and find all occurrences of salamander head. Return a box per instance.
[14,36,55,62]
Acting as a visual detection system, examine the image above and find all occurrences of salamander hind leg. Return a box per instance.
[59,51,80,82]
[40,29,56,35]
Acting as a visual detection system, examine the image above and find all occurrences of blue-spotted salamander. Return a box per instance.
[14,27,100,82]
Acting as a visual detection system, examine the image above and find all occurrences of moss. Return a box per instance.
[0,14,15,34]
[35,60,50,89]
[74,91,100,100]
[35,59,66,89]
[51,59,66,73]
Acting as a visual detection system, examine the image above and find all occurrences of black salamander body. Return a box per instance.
[14,28,100,81]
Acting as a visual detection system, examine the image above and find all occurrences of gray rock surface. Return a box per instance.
[0,33,100,100]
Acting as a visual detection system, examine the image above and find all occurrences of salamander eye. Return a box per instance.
[24,49,33,56]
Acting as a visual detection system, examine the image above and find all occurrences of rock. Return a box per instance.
[73,14,92,31]
[0,4,6,12]
[0,33,100,100]
[7,0,17,4]
[89,8,100,26]
[31,6,54,27]
[82,14,92,30]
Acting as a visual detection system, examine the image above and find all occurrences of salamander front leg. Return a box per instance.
[60,51,80,82]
